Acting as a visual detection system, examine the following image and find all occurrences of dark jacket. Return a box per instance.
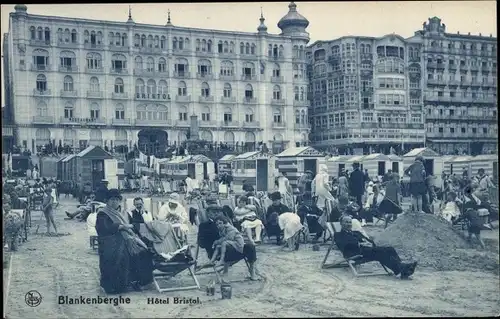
[349,169,365,196]
[94,185,109,203]
[334,230,374,258]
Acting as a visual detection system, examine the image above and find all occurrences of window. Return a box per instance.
[178,106,188,121]
[60,51,76,70]
[90,103,100,119]
[201,82,210,97]
[114,78,124,93]
[111,54,127,71]
[71,29,77,43]
[273,109,282,123]
[175,58,188,76]
[178,81,187,96]
[245,84,253,99]
[158,80,168,95]
[137,104,168,122]
[201,106,211,121]
[220,61,234,76]
[36,74,47,91]
[483,127,488,134]
[64,102,74,118]
[63,75,73,91]
[134,56,143,70]
[242,62,255,79]
[223,108,233,122]
[146,57,154,72]
[272,64,280,77]
[115,104,125,119]
[158,58,166,73]
[273,85,281,100]
[33,49,49,68]
[245,108,254,122]
[86,53,102,69]
[30,26,36,39]
[160,36,166,49]
[90,77,100,92]
[294,87,299,101]
[135,79,145,95]
[198,59,212,75]
[147,79,156,95]
[223,83,232,98]
[36,101,48,116]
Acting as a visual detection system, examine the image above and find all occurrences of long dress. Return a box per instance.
[95,212,154,294]
[277,176,294,209]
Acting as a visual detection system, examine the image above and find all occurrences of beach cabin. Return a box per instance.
[39,156,62,179]
[72,146,118,189]
[61,154,76,181]
[441,155,458,175]
[403,147,443,185]
[232,151,276,193]
[166,156,189,180]
[184,154,215,183]
[326,155,353,178]
[362,153,392,178]
[387,154,403,175]
[155,158,170,178]
[218,154,236,175]
[450,156,473,176]
[276,146,325,188]
[346,155,365,174]
[470,154,498,182]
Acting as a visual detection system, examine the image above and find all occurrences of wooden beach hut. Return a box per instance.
[61,154,76,182]
[450,156,473,176]
[441,155,458,175]
[218,154,236,175]
[232,151,276,193]
[325,155,353,178]
[403,148,441,177]
[184,154,215,183]
[362,153,392,178]
[276,146,325,188]
[71,146,117,189]
[387,154,403,175]
[470,154,498,182]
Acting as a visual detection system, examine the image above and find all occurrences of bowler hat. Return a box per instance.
[270,191,282,201]
[106,188,122,200]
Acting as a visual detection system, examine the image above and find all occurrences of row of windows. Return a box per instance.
[378,94,406,105]
[427,58,496,68]
[378,78,405,89]
[428,126,491,134]
[426,107,496,117]
[429,40,496,52]
[427,90,496,99]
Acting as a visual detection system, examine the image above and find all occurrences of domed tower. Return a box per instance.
[278,2,311,146]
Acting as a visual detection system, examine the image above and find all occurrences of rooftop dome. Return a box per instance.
[277,2,309,31]
[14,4,27,12]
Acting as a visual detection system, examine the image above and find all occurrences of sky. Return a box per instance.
[0,1,497,106]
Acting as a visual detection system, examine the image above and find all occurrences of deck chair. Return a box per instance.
[155,200,190,245]
[321,222,392,277]
[118,180,126,191]
[162,181,172,194]
[140,221,200,292]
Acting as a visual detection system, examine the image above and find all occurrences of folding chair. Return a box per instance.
[155,200,189,245]
[321,222,392,277]
[118,179,126,191]
[162,181,172,194]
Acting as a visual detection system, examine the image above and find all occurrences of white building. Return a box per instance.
[3,3,311,155]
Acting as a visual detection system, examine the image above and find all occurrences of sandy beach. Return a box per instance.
[4,196,499,318]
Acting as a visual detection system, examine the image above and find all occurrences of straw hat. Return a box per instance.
[168,192,182,205]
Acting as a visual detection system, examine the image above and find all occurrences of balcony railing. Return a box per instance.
[85,67,104,73]
[135,119,172,126]
[57,41,79,48]
[293,100,310,107]
[175,120,190,127]
[60,117,106,125]
[219,74,235,81]
[58,65,78,72]
[84,42,104,50]
[29,39,51,47]
[242,97,257,104]
[87,91,104,98]
[218,52,236,59]
[470,65,479,72]
[33,89,52,96]
[241,74,256,81]
[242,121,260,128]
[60,90,78,98]
[133,68,156,76]
[200,120,218,127]
[110,68,129,75]
[199,96,214,103]
[272,122,286,129]
[112,118,132,125]
[173,71,191,78]
[196,50,214,57]
[221,96,236,104]
[426,62,437,69]
[295,123,310,130]
[138,46,163,54]
[112,92,129,99]
[30,64,51,71]
[175,95,192,102]
[32,116,54,124]
[134,93,171,101]
[220,121,239,127]
[271,99,286,105]
[436,63,445,69]
[196,73,214,80]
[448,80,460,86]
[109,45,130,52]
[271,76,284,83]
[448,64,457,70]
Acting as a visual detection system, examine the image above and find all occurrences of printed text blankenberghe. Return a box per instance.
[58,295,131,306]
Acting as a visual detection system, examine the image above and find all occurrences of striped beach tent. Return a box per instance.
[276,146,325,188]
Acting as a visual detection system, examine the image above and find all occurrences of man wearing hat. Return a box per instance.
[158,193,190,238]
[94,179,109,204]
[265,191,291,245]
[349,162,365,208]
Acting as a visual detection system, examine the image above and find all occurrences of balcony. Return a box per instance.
[242,121,260,128]
[448,80,460,86]
[241,74,256,81]
[408,55,420,63]
[459,80,471,88]
[218,51,237,59]
[470,65,479,72]
[29,39,51,47]
[220,96,236,104]
[242,97,257,104]
[295,123,310,130]
[112,92,129,99]
[293,100,310,107]
[481,64,490,72]
[58,65,78,73]
[84,42,104,50]
[175,120,190,127]
[32,89,52,96]
[448,64,457,71]
[60,117,106,125]
[361,89,374,96]
[272,122,287,129]
[133,68,156,76]
[271,76,284,83]
[196,73,214,80]
[30,64,51,71]
[57,41,79,49]
[109,45,130,53]
[175,95,192,102]
[426,62,437,69]
[436,63,445,70]
[470,81,481,88]
[199,96,214,103]
[220,121,239,128]
[173,71,191,78]
[134,92,171,102]
[360,53,373,60]
[85,67,104,74]
[271,55,285,62]
[199,120,218,127]
[138,46,163,54]
[196,50,214,57]
[219,74,236,81]
[135,119,172,126]
[60,90,78,98]
[271,99,286,106]
[87,91,104,99]
[32,116,54,124]
[112,118,133,126]
[110,68,129,75]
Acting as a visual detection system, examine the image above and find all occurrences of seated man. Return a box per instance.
[296,203,324,242]
[65,193,96,221]
[195,207,258,281]
[334,216,417,280]
[233,196,263,244]
[265,192,291,244]
[158,193,190,240]
[128,197,153,236]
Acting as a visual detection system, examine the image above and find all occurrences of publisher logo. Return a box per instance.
[25,290,42,307]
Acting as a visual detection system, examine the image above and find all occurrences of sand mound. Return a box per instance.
[375,213,499,273]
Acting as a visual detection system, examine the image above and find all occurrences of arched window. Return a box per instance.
[90,103,100,119]
[245,108,254,123]
[220,61,234,76]
[90,77,100,91]
[146,57,154,72]
[141,34,146,47]
[35,128,51,146]
[37,27,43,40]
[147,35,153,48]
[240,42,245,54]
[60,51,76,70]
[63,128,76,146]
[242,61,255,79]
[207,40,212,52]
[109,32,114,45]
[293,64,299,78]
[201,39,207,52]
[300,87,305,101]
[251,43,256,55]
[147,79,156,95]
[223,107,233,122]
[115,103,125,120]
[295,110,301,124]
[229,41,235,53]
[269,44,273,57]
[293,45,299,58]
[178,105,188,121]
[134,34,140,47]
[63,75,73,91]
[71,29,77,43]
[179,37,184,50]
[30,26,36,39]
[86,52,102,70]
[278,45,284,57]
[111,54,127,71]
[294,86,299,101]
[64,102,74,119]
[57,28,63,42]
[115,129,128,145]
[37,101,48,116]
[223,83,232,98]
[114,78,124,93]
[36,74,47,92]
[273,109,282,123]
[154,35,159,48]
[201,106,211,121]
[273,85,281,100]
[135,79,145,95]
[178,81,187,96]
[195,39,201,51]
[63,28,70,43]
[201,82,210,97]
[245,43,250,55]
[89,129,103,146]
[121,33,127,46]
[84,30,89,43]
[175,57,189,76]
[244,84,253,98]
[160,36,166,49]
[200,131,213,142]
[224,131,235,145]
[300,110,306,124]
[197,59,212,76]
[96,31,102,44]
[115,33,121,46]
[134,56,143,70]
[173,37,178,50]
[158,80,168,95]
[158,58,166,73]
[272,63,280,77]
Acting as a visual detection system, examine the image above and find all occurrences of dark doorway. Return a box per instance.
[187,163,196,179]
[450,164,454,175]
[203,162,208,180]
[493,162,498,184]
[303,159,317,175]
[377,161,386,176]
[338,163,345,176]
[138,129,168,157]
[91,160,105,189]
[470,142,484,156]
[392,162,399,174]
[256,159,268,191]
[423,159,434,176]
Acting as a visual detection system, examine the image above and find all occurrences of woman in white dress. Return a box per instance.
[276,172,294,210]
[278,212,303,251]
[157,193,190,240]
[233,196,263,244]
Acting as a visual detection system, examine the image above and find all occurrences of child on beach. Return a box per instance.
[439,192,461,223]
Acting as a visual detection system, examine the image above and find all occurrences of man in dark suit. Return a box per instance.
[349,162,365,207]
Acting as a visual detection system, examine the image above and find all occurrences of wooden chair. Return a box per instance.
[321,222,392,277]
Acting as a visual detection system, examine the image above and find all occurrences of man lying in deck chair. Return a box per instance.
[335,216,418,280]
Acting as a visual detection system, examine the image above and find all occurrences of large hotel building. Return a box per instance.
[3,3,311,154]
[307,17,497,155]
